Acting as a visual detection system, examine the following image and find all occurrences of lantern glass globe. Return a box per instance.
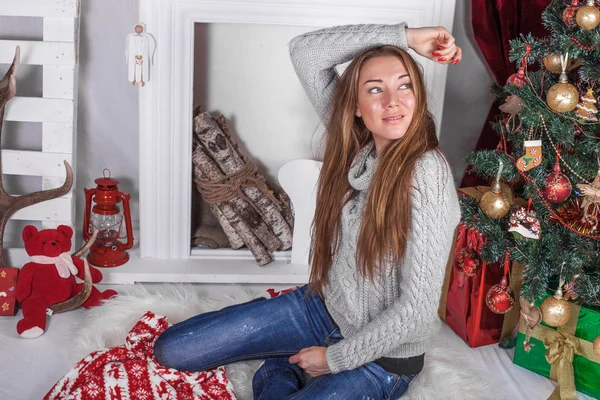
[90,211,123,246]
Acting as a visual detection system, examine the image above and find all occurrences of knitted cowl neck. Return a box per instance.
[348,140,379,191]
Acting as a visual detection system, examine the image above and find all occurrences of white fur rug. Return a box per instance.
[70,285,507,400]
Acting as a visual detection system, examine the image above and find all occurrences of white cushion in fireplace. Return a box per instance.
[278,159,322,265]
[335,60,352,77]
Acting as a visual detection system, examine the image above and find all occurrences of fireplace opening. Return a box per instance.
[189,22,324,265]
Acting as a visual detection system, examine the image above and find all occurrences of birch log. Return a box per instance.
[192,156,245,249]
[195,112,293,250]
[216,115,295,229]
[274,189,295,229]
[192,146,278,265]
[192,145,281,252]
[210,206,244,248]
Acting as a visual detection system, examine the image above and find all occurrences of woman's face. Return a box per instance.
[356,56,416,153]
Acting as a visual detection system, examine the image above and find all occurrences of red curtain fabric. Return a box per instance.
[461,0,551,187]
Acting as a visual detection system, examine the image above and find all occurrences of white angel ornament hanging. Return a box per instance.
[126,23,156,87]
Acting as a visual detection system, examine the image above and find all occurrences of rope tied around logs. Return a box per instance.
[195,157,282,218]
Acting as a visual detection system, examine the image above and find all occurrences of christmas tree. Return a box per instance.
[461,0,600,312]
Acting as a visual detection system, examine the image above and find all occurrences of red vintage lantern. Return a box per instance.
[83,169,133,267]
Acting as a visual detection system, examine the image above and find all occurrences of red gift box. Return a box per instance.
[438,222,506,347]
[0,268,19,316]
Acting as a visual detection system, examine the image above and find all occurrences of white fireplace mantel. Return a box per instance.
[136,0,457,280]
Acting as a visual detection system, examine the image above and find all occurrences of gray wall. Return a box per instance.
[440,0,496,183]
[0,0,494,245]
[76,0,139,233]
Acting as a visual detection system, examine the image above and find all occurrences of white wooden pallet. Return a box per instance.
[0,0,80,234]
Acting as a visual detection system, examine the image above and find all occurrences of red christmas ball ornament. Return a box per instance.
[563,0,580,27]
[455,248,481,277]
[486,276,516,314]
[486,252,516,314]
[544,162,572,203]
[507,67,526,87]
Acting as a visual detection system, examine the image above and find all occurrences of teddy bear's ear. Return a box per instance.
[22,225,39,242]
[57,225,74,240]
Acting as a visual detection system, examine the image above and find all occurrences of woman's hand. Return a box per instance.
[289,346,331,377]
[405,26,462,65]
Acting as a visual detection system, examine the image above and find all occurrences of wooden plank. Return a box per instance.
[42,174,74,228]
[42,177,73,197]
[103,249,307,285]
[1,150,72,177]
[1,247,307,285]
[41,221,60,229]
[11,197,72,221]
[0,40,75,66]
[42,123,74,153]
[190,247,292,261]
[43,18,77,43]
[5,97,74,123]
[0,0,79,18]
[43,66,76,100]
[42,18,79,232]
[39,221,73,230]
[0,246,307,284]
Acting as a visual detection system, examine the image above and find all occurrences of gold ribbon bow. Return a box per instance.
[521,302,600,400]
[544,328,579,400]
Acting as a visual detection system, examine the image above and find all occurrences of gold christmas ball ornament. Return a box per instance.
[544,54,563,74]
[594,335,600,357]
[543,54,579,74]
[547,79,579,113]
[499,182,514,206]
[480,180,511,219]
[540,288,572,327]
[576,0,600,30]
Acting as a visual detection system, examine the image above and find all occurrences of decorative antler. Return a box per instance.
[0,47,19,101]
[48,259,92,314]
[48,229,99,314]
[0,46,73,268]
[73,228,99,258]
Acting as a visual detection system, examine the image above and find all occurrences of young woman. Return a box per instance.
[154,23,462,399]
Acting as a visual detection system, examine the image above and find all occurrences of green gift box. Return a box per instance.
[513,295,600,399]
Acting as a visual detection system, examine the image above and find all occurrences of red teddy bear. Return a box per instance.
[16,225,117,338]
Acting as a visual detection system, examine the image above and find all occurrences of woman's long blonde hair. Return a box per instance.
[308,46,439,296]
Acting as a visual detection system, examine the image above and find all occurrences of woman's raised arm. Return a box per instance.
[288,23,409,122]
[288,24,461,123]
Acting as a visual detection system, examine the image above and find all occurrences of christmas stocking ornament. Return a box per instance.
[516,140,542,172]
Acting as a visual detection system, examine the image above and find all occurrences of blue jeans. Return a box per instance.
[153,285,416,399]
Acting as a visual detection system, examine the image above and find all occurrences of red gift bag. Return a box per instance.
[0,268,19,316]
[438,223,505,347]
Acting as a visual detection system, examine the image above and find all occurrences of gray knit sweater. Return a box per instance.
[289,23,462,374]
